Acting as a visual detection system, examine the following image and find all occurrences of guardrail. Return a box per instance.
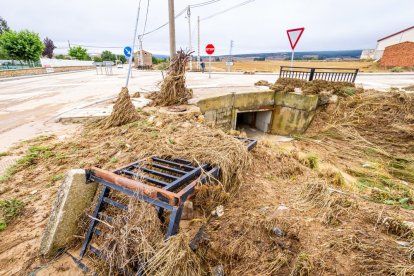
[280,66,359,83]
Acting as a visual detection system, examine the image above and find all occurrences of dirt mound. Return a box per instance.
[98,87,140,128]
[254,80,270,86]
[149,50,193,106]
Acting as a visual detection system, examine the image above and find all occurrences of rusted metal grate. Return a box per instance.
[76,136,257,273]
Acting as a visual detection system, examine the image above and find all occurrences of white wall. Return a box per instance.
[40,58,94,67]
[374,27,414,59]
[255,111,272,132]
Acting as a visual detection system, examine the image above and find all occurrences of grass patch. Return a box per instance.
[51,174,64,182]
[0,152,8,157]
[0,145,53,183]
[291,252,313,276]
[388,158,414,183]
[306,154,319,170]
[0,199,24,231]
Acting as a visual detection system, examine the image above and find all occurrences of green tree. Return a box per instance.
[0,17,10,35]
[101,50,116,62]
[0,30,44,63]
[117,55,126,64]
[93,56,102,62]
[68,46,90,60]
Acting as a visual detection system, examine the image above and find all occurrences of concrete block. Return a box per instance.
[40,169,98,256]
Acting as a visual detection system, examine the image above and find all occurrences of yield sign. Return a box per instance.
[286,27,305,50]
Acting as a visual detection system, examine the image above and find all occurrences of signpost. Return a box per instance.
[286,27,305,70]
[205,43,215,79]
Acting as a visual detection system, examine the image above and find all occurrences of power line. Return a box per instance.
[142,0,220,37]
[141,0,150,36]
[201,0,255,21]
[190,0,220,8]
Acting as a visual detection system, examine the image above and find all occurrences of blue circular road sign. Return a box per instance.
[124,46,132,58]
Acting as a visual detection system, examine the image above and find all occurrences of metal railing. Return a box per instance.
[280,66,359,83]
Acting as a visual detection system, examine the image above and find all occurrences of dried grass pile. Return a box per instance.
[99,200,163,274]
[149,50,193,106]
[145,234,204,276]
[308,90,414,154]
[254,80,270,86]
[271,78,360,96]
[299,177,354,225]
[98,87,140,128]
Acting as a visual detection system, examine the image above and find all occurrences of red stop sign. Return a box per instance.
[205,44,215,55]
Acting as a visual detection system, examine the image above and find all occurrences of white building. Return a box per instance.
[373,26,414,60]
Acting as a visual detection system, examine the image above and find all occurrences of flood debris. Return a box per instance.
[98,87,140,128]
[3,79,414,275]
[149,50,193,106]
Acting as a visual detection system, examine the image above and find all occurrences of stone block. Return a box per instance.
[40,169,98,256]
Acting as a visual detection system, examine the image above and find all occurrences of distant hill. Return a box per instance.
[154,50,362,61]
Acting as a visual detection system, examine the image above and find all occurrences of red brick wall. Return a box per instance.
[380,42,414,67]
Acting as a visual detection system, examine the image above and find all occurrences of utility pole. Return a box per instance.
[168,0,176,62]
[197,16,200,70]
[139,35,144,68]
[187,6,193,71]
[125,2,141,88]
[227,40,234,72]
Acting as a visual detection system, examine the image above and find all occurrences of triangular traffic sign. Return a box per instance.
[287,27,305,50]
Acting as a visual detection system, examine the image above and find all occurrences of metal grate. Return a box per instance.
[77,136,257,273]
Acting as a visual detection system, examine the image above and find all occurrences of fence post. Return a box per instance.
[309,68,315,81]
[352,69,359,83]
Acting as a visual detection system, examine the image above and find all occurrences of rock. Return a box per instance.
[403,221,414,231]
[147,115,156,123]
[155,120,164,127]
[197,115,205,123]
[396,240,410,247]
[318,91,332,106]
[212,264,224,276]
[30,190,38,195]
[329,95,338,104]
[294,87,303,94]
[181,201,194,220]
[276,204,289,212]
[40,169,98,256]
[272,227,285,237]
[181,121,192,128]
[362,163,372,168]
[211,205,224,217]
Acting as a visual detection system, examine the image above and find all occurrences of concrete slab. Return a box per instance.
[40,169,97,256]
[57,97,152,123]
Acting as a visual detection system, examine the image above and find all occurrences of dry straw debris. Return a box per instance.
[97,87,140,129]
[149,50,193,106]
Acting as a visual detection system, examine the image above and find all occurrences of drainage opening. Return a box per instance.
[236,110,272,134]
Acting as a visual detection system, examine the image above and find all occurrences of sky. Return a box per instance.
[1,0,413,56]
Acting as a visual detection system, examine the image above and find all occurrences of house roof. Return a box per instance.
[378,26,414,42]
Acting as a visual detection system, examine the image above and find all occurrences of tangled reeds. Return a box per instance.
[97,87,140,129]
[149,50,193,106]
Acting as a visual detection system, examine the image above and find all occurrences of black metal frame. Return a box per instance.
[279,66,359,83]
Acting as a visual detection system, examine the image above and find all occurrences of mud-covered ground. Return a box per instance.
[1,89,414,275]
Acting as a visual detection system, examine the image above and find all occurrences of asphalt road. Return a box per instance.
[0,68,413,151]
